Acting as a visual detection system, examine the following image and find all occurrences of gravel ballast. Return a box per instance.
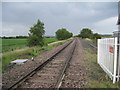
[60,38,87,88]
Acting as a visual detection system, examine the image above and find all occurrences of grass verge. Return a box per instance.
[84,38,97,46]
[83,47,118,88]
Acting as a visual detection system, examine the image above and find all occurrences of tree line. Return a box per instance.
[1,36,29,39]
[2,19,102,47]
[28,20,102,47]
[1,36,56,39]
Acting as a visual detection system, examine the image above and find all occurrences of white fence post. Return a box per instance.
[113,37,118,83]
[98,39,100,64]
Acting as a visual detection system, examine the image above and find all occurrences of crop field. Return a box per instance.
[1,38,58,52]
[43,38,57,44]
[1,39,27,52]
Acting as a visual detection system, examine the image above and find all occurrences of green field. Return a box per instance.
[2,39,27,52]
[1,38,57,52]
[43,38,57,44]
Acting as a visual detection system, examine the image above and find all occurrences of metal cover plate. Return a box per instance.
[11,59,28,64]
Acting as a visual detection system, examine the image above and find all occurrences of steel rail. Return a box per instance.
[54,38,76,89]
[88,43,97,54]
[3,39,74,89]
[88,43,97,49]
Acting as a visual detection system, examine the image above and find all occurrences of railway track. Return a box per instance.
[3,38,76,89]
[89,43,97,49]
[59,38,87,88]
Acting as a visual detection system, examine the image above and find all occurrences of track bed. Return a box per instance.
[19,40,76,88]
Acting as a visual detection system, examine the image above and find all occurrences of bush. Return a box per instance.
[28,19,45,47]
[79,28,101,40]
[55,28,73,40]
[28,35,44,46]
[79,28,93,39]
[93,33,101,39]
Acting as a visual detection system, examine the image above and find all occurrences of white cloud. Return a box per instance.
[3,27,13,33]
[93,16,118,34]
[2,24,29,36]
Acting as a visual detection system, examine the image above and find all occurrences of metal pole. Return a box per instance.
[113,37,118,83]
[117,1,120,83]
[117,27,120,82]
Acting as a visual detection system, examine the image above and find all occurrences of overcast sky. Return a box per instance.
[2,2,118,36]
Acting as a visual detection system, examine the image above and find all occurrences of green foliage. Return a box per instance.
[55,28,73,40]
[16,36,28,39]
[93,33,101,39]
[27,48,40,56]
[79,28,93,39]
[79,28,101,40]
[101,34,112,38]
[28,35,44,46]
[28,19,45,47]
